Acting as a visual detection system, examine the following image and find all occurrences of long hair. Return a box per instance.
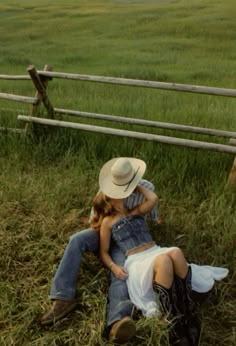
[90,192,116,230]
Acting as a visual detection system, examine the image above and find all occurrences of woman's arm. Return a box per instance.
[100,217,128,280]
[100,217,113,268]
[129,184,158,216]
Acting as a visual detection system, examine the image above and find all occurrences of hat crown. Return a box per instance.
[111,158,134,186]
[99,157,146,199]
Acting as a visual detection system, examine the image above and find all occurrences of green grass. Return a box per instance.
[0,0,236,345]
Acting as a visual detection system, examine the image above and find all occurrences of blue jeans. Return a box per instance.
[50,228,133,327]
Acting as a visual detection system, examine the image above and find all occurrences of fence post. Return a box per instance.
[27,64,54,118]
[226,139,236,187]
[30,64,53,115]
[26,64,53,134]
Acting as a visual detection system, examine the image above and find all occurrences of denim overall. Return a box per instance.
[111,215,153,255]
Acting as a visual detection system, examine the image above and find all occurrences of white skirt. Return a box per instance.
[124,245,229,317]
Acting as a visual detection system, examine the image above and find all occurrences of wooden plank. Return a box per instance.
[39,71,236,97]
[0,92,37,104]
[55,107,236,139]
[27,65,54,118]
[0,74,29,80]
[1,70,236,97]
[17,115,236,155]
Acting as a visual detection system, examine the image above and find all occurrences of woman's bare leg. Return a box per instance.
[167,247,188,279]
[153,253,174,288]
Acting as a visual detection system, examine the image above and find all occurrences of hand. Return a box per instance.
[112,264,128,280]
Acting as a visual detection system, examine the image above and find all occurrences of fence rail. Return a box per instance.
[1,71,236,97]
[0,92,37,104]
[18,115,236,155]
[41,71,236,97]
[0,74,30,80]
[55,107,236,139]
[1,64,236,185]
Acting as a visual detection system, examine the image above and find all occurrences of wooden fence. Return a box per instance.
[0,64,236,185]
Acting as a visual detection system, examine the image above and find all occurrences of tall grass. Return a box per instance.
[0,0,236,345]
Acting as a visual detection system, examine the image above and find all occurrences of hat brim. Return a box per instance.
[99,157,146,199]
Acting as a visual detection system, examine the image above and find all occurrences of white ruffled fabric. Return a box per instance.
[124,245,229,317]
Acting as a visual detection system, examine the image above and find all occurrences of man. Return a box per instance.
[40,157,159,344]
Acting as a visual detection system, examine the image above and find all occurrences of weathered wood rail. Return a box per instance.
[53,107,236,139]
[0,64,236,184]
[1,71,236,97]
[17,115,236,155]
[0,92,37,104]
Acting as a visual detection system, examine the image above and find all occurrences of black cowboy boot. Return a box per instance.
[174,267,201,346]
[153,282,172,316]
[153,282,190,346]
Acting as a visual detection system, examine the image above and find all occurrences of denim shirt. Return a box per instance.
[111,215,153,255]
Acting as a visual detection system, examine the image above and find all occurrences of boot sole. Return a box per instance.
[110,317,136,344]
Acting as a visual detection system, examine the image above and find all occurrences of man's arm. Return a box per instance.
[129,185,158,216]
[125,179,159,223]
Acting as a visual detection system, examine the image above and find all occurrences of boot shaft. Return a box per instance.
[153,282,173,317]
[174,266,195,316]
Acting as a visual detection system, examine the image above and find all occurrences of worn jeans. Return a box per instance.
[50,228,133,327]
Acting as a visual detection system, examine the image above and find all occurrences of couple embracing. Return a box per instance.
[41,157,229,345]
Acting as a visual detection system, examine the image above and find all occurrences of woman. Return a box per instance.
[91,157,228,346]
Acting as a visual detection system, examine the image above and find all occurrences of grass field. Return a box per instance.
[0,0,236,345]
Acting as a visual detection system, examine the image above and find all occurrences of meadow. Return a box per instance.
[0,0,236,345]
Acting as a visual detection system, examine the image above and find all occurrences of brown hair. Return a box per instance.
[90,192,116,230]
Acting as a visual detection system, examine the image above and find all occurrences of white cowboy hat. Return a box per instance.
[99,157,146,199]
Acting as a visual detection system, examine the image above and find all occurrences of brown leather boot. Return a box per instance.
[109,316,136,344]
[40,300,77,325]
